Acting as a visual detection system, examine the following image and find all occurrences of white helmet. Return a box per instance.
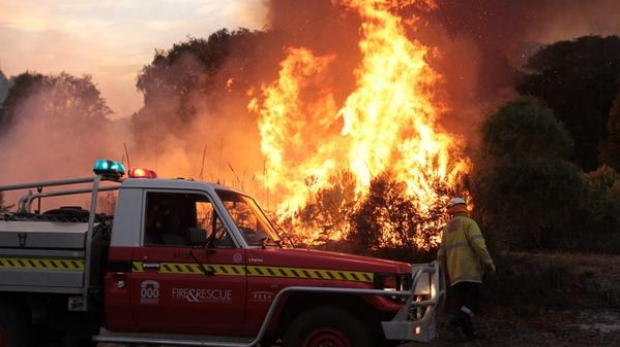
[447,197,467,208]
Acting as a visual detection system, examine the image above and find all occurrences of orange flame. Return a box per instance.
[249,0,470,247]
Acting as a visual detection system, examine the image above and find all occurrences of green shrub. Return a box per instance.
[484,253,578,315]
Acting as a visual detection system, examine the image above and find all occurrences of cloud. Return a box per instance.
[0,0,267,118]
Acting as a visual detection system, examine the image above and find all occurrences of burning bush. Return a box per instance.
[347,171,448,254]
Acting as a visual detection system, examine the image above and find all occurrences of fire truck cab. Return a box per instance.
[0,160,445,347]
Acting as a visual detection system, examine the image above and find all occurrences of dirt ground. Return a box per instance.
[398,307,620,347]
[402,252,620,347]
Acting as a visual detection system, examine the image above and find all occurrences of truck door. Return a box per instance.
[130,191,246,336]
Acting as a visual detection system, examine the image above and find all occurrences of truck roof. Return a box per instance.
[119,177,245,196]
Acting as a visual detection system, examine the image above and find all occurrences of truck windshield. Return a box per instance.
[216,189,281,247]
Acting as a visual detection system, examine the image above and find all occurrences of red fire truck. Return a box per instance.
[0,160,445,347]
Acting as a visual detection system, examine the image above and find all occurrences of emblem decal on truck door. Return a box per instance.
[250,291,274,302]
[233,253,243,263]
[140,280,160,304]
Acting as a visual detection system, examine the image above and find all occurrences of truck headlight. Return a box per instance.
[374,273,412,291]
[375,273,412,303]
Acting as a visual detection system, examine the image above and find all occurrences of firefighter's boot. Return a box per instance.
[447,311,468,339]
[459,311,485,340]
[448,310,484,340]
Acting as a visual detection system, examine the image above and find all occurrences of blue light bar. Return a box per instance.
[92,159,126,178]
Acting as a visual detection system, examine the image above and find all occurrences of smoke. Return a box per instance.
[255,0,620,147]
[0,77,125,210]
[124,34,279,200]
[2,0,618,211]
[124,1,362,206]
[407,0,620,142]
[432,0,620,85]
[125,0,620,190]
[523,0,620,43]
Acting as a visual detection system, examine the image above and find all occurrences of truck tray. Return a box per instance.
[0,221,89,249]
[0,220,89,293]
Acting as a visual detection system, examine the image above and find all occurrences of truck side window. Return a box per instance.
[144,193,186,246]
[196,201,233,248]
[144,192,233,248]
[223,200,266,245]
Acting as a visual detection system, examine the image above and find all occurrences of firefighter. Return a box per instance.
[437,197,495,340]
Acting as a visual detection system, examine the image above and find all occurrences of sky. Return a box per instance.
[1,0,619,119]
[0,0,267,119]
[1,0,619,211]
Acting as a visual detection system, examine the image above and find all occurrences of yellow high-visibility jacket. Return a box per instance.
[437,213,494,286]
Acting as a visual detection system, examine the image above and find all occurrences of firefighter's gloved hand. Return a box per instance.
[485,262,496,275]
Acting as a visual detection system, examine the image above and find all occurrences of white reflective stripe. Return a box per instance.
[461,306,474,317]
[444,241,469,251]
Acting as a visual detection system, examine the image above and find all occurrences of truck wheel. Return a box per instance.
[0,303,28,347]
[283,307,374,347]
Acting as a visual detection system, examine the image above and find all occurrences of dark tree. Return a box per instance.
[472,97,583,250]
[1,72,45,135]
[0,71,113,159]
[132,29,271,147]
[0,192,6,213]
[2,72,111,125]
[516,35,620,171]
[599,88,620,170]
[580,166,620,252]
[0,69,10,133]
[0,69,9,103]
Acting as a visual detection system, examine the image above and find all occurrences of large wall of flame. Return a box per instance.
[1,0,618,213]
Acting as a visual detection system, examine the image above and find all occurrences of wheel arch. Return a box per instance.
[0,294,31,323]
[275,292,387,339]
[0,294,32,347]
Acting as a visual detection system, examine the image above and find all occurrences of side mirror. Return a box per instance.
[186,227,208,247]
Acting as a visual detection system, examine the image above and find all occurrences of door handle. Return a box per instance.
[143,263,161,271]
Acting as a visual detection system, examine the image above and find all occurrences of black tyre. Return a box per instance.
[0,302,28,347]
[283,307,375,347]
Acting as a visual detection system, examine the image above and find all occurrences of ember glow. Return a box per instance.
[250,0,470,247]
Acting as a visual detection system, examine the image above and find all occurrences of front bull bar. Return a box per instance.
[382,261,446,342]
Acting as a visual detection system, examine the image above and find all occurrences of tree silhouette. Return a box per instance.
[1,72,112,136]
[599,88,620,170]
[517,35,620,171]
[132,29,271,148]
[0,70,10,135]
[0,69,9,103]
[472,97,583,249]
[0,71,115,175]
[581,166,620,242]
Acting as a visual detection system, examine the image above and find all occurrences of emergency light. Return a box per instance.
[92,159,126,179]
[129,168,157,179]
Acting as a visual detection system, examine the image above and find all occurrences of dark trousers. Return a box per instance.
[449,282,482,336]
[452,281,481,314]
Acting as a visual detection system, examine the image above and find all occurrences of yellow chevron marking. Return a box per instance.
[132,262,144,272]
[0,257,374,283]
[133,262,245,275]
[0,257,84,271]
[129,262,373,282]
[246,266,373,282]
